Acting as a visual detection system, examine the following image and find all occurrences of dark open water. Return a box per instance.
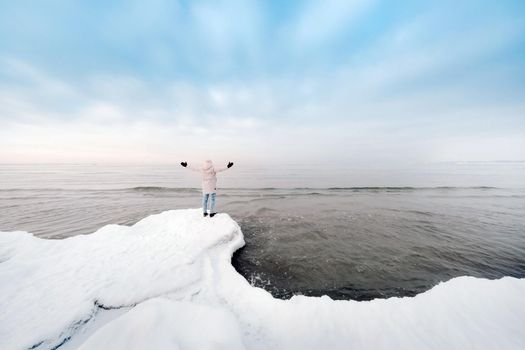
[1,163,525,300]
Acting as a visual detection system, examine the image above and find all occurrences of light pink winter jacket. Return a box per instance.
[188,160,229,194]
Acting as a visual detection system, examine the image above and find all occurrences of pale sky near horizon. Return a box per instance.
[1,0,524,165]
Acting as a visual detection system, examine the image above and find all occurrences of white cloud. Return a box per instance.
[289,0,372,47]
[431,135,525,162]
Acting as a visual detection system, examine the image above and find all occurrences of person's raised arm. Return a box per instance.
[215,162,234,172]
[181,161,201,172]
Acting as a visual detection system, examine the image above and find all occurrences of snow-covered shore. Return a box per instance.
[1,209,524,350]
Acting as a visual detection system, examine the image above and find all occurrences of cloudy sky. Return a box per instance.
[1,0,524,165]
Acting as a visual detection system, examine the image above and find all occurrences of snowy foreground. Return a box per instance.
[1,210,524,350]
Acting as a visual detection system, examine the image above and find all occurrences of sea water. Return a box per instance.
[1,162,524,300]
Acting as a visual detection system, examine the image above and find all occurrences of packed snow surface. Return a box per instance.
[1,209,524,350]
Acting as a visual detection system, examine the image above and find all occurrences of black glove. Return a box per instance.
[181,162,187,167]
[227,162,234,168]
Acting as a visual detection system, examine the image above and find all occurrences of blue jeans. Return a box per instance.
[202,193,216,213]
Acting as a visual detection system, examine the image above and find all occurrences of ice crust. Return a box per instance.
[1,209,524,350]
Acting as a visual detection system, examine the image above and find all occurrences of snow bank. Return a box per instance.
[1,209,524,350]
[77,299,245,350]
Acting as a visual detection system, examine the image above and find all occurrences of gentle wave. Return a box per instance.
[0,186,502,192]
[129,186,200,193]
[325,186,498,190]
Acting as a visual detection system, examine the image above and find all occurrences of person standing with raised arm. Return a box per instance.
[181,160,234,217]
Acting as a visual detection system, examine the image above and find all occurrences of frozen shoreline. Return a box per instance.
[1,209,524,349]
